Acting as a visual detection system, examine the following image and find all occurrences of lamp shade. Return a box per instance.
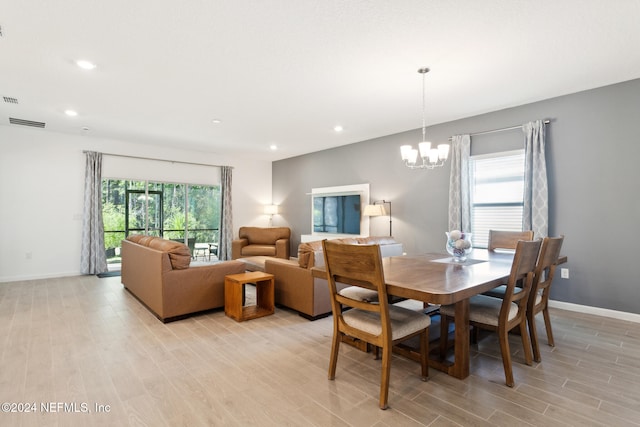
[264,204,278,215]
[363,204,386,216]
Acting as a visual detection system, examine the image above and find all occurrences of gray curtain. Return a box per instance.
[80,151,108,274]
[218,166,233,260]
[448,134,472,232]
[523,120,548,238]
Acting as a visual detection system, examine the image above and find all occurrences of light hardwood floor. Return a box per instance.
[1,275,639,426]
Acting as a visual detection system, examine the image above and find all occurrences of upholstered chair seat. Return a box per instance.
[342,305,430,339]
[338,286,379,302]
[440,295,518,327]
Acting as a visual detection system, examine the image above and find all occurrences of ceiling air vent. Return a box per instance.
[3,96,18,104]
[9,117,46,128]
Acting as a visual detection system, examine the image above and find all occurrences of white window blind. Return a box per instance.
[471,150,525,248]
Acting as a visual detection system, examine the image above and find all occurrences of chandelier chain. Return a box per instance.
[422,69,426,143]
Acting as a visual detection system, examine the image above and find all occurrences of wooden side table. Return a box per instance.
[224,271,275,321]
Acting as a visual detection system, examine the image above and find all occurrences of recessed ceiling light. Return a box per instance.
[212,119,222,124]
[76,60,96,70]
[65,110,78,117]
[270,144,278,151]
[334,125,344,132]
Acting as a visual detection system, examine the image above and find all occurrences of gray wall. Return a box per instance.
[273,78,640,314]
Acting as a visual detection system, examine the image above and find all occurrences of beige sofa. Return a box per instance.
[263,236,403,319]
[232,226,291,260]
[121,235,245,322]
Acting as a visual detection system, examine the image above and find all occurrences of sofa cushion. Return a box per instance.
[357,236,397,245]
[242,245,277,257]
[126,235,191,270]
[336,237,359,245]
[297,251,311,269]
[298,241,323,269]
[148,238,191,270]
[127,234,146,244]
[137,235,155,246]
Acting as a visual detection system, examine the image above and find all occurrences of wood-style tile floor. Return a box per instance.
[1,275,639,426]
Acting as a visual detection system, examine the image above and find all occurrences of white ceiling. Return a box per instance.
[2,0,640,161]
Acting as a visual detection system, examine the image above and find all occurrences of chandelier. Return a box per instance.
[400,67,449,169]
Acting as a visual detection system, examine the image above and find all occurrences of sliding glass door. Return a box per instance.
[102,179,220,264]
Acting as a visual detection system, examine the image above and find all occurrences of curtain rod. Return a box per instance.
[448,119,551,141]
[82,150,231,168]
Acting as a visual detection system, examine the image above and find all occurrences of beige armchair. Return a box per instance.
[232,226,291,260]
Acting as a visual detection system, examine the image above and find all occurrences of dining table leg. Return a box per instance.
[448,298,470,379]
[395,298,472,379]
[393,298,471,380]
[400,298,472,379]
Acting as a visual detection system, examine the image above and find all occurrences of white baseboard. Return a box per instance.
[549,299,640,323]
[0,271,82,283]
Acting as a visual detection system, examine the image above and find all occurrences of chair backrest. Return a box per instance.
[500,239,543,321]
[322,239,391,345]
[488,230,534,251]
[529,235,565,309]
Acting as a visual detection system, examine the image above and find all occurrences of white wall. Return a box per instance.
[0,125,273,282]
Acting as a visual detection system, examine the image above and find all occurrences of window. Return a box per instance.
[470,150,525,248]
[102,179,220,264]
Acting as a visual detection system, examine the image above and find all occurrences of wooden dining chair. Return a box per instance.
[483,229,535,298]
[488,229,534,251]
[528,235,565,362]
[322,239,431,410]
[439,239,542,387]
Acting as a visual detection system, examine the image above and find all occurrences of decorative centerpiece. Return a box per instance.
[446,230,473,262]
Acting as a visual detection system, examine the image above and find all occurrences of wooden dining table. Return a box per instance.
[313,249,567,380]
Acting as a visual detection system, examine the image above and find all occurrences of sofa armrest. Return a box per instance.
[121,239,170,318]
[265,258,312,289]
[265,258,340,319]
[274,238,290,259]
[232,238,248,259]
[265,258,315,315]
